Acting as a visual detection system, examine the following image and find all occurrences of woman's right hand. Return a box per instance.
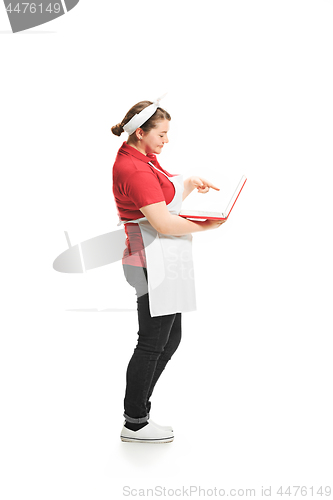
[203,219,226,230]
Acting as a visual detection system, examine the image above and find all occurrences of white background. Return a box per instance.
[1,1,333,498]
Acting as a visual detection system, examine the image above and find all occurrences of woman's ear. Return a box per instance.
[135,128,144,140]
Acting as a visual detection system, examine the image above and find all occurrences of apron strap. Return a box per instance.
[147,161,170,178]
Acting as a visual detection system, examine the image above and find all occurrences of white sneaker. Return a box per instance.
[148,419,173,432]
[120,421,174,443]
[122,419,173,432]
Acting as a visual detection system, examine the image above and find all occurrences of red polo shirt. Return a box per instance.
[112,142,177,267]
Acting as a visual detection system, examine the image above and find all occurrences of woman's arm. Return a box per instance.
[182,176,220,200]
[140,201,225,236]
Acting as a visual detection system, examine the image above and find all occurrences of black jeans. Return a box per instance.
[123,264,182,421]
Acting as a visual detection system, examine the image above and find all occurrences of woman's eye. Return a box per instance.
[159,135,164,138]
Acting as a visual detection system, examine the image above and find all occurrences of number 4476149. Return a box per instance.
[6,3,61,14]
[277,486,331,496]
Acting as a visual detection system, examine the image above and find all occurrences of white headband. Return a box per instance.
[123,93,167,135]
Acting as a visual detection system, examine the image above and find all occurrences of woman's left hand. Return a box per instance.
[190,176,220,194]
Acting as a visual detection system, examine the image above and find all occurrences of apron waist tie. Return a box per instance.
[118,211,180,226]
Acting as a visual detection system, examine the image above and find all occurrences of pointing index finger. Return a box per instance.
[209,183,220,191]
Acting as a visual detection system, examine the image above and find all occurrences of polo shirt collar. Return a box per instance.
[120,141,157,164]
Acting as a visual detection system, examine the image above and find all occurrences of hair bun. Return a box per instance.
[111,123,124,136]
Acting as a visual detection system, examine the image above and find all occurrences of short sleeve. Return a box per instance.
[125,171,166,209]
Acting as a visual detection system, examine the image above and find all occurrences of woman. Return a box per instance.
[111,97,225,443]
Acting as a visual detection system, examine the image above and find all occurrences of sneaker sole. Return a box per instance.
[120,436,174,444]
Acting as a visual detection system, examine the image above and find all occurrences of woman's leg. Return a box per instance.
[145,313,182,416]
[123,291,178,420]
[122,265,182,423]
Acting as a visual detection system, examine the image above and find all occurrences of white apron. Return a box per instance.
[119,162,196,317]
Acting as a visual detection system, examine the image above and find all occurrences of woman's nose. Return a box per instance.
[164,135,169,144]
